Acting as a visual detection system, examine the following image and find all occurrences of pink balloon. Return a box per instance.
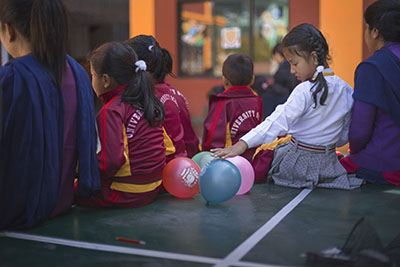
[227,156,255,195]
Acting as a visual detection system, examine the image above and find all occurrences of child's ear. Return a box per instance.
[102,74,112,89]
[222,75,231,89]
[311,51,319,66]
[250,75,255,86]
[371,27,380,40]
[4,23,16,42]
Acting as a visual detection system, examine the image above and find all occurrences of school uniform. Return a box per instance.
[76,85,166,207]
[155,82,187,162]
[202,85,263,161]
[242,69,363,189]
[341,43,400,186]
[165,82,200,158]
[0,55,100,229]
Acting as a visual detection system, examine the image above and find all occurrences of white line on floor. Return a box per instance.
[214,188,312,267]
[1,231,277,267]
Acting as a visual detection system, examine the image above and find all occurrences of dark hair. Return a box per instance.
[124,35,173,83]
[365,0,400,42]
[88,42,165,127]
[222,54,254,86]
[272,42,283,56]
[0,0,68,87]
[282,23,331,107]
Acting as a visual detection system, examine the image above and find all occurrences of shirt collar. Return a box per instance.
[98,85,127,104]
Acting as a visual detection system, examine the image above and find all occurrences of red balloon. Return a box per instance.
[162,157,201,198]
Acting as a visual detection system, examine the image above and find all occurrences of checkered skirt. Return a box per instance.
[268,140,363,190]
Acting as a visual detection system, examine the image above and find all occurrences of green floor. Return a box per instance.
[1,183,399,267]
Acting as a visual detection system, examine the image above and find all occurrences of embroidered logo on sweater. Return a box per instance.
[231,110,260,138]
[126,109,144,139]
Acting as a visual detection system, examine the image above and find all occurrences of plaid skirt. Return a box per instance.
[268,138,363,190]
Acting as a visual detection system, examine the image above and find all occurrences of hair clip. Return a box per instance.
[148,45,154,52]
[316,65,324,73]
[135,60,147,72]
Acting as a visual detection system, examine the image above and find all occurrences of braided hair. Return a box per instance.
[282,23,331,107]
[124,35,173,83]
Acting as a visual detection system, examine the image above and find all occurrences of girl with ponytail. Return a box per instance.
[340,0,400,186]
[213,23,363,190]
[78,42,166,208]
[125,35,200,160]
[0,0,99,229]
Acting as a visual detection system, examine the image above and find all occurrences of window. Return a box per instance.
[178,0,289,77]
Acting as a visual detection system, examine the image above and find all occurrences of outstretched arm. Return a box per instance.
[210,140,248,159]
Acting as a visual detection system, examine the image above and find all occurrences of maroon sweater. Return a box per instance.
[202,86,263,160]
[97,86,166,188]
[155,82,187,162]
[164,82,200,158]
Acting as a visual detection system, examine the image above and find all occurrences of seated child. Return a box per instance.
[125,35,200,160]
[76,42,166,207]
[202,54,263,161]
[212,24,363,190]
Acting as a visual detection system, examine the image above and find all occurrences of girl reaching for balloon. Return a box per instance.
[213,23,363,190]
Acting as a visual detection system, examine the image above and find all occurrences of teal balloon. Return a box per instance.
[199,159,241,203]
[191,151,218,169]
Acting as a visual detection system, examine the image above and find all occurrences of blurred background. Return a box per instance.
[1,0,377,139]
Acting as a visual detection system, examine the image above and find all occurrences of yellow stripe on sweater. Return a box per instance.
[110,180,162,193]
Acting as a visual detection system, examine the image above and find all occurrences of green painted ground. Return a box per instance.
[1,183,399,267]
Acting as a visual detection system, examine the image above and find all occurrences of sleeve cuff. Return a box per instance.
[240,130,261,148]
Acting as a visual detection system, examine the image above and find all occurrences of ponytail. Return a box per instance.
[30,0,68,87]
[89,42,165,127]
[124,35,174,83]
[309,29,330,107]
[161,47,173,78]
[310,69,329,108]
[122,67,165,127]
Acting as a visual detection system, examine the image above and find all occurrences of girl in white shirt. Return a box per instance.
[212,23,363,189]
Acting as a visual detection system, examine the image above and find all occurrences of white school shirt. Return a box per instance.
[242,68,353,147]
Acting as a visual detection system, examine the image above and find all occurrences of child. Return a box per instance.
[202,54,263,161]
[77,42,166,207]
[124,35,200,160]
[259,42,299,119]
[212,24,363,190]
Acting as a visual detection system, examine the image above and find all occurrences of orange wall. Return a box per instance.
[129,0,155,37]
[320,0,363,87]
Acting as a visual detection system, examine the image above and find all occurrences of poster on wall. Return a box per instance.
[221,27,241,49]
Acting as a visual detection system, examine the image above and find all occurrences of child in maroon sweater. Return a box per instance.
[125,35,200,160]
[202,54,263,161]
[77,42,166,208]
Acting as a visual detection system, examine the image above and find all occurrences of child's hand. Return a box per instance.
[210,140,248,159]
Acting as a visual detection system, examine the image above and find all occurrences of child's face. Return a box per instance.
[90,62,108,96]
[282,48,317,82]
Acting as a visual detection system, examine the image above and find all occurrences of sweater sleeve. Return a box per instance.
[349,100,376,154]
[97,107,126,178]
